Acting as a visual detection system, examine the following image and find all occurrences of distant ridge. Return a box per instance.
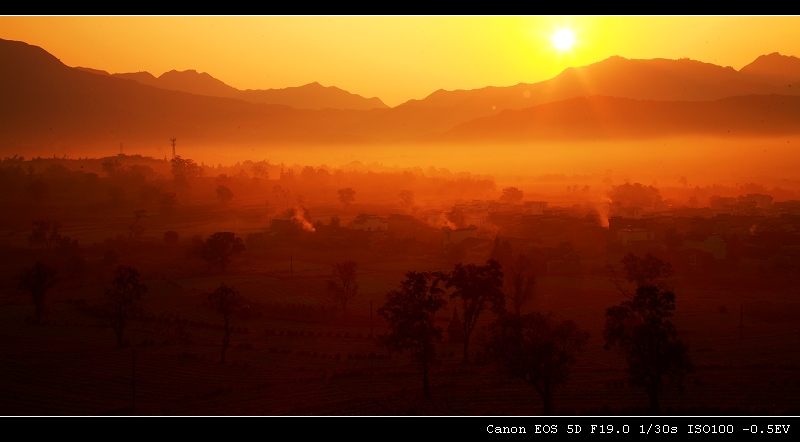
[739,52,800,86]
[396,56,800,126]
[3,37,800,156]
[439,94,800,142]
[90,68,389,110]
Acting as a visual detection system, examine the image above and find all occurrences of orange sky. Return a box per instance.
[2,16,800,107]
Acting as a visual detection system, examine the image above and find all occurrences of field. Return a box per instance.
[2,250,799,416]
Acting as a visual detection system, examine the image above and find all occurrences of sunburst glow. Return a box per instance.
[553,29,575,51]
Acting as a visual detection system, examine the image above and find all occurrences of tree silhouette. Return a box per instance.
[207,283,239,363]
[170,155,201,186]
[216,185,234,206]
[445,259,505,363]
[506,254,536,316]
[500,187,524,204]
[28,220,61,250]
[621,252,673,288]
[17,262,57,324]
[337,188,355,210]
[105,266,147,347]
[327,261,359,311]
[128,210,146,241]
[399,190,415,209]
[484,312,588,415]
[160,192,178,215]
[604,284,692,413]
[378,271,447,398]
[101,158,123,177]
[201,232,245,273]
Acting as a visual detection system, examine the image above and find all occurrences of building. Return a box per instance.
[351,214,388,232]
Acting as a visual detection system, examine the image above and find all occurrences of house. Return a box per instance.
[351,214,388,232]
[523,201,548,215]
[682,233,726,259]
[617,228,655,246]
[442,225,478,246]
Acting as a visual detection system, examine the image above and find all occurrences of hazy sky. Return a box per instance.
[3,16,800,106]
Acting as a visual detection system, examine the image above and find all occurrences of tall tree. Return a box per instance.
[17,262,57,324]
[201,232,245,273]
[207,283,239,363]
[484,312,588,415]
[506,254,536,316]
[378,271,447,398]
[446,259,505,363]
[105,266,147,347]
[603,285,692,413]
[327,261,359,311]
[170,155,201,187]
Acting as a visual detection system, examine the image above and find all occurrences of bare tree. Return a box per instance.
[105,266,147,347]
[327,261,359,311]
[17,262,57,324]
[207,283,239,363]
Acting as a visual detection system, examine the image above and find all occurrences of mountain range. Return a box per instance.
[75,67,388,111]
[2,37,800,154]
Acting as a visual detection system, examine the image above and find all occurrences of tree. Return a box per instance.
[603,285,692,413]
[17,262,57,324]
[337,187,355,210]
[378,271,447,398]
[399,190,415,209]
[506,254,536,316]
[216,185,234,206]
[28,219,61,250]
[105,266,147,347]
[484,312,588,415]
[129,210,146,241]
[445,259,505,363]
[200,232,245,273]
[207,283,239,363]
[621,252,673,289]
[500,187,524,204]
[327,261,359,311]
[160,192,178,215]
[170,155,201,186]
[101,158,123,177]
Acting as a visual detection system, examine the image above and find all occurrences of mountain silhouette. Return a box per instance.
[397,56,800,127]
[739,52,800,87]
[3,38,800,156]
[439,94,800,142]
[78,67,389,110]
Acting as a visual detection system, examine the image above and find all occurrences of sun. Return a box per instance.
[552,29,575,51]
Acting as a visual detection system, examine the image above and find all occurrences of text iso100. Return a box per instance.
[687,425,734,434]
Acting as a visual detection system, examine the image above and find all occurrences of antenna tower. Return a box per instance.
[170,138,177,160]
